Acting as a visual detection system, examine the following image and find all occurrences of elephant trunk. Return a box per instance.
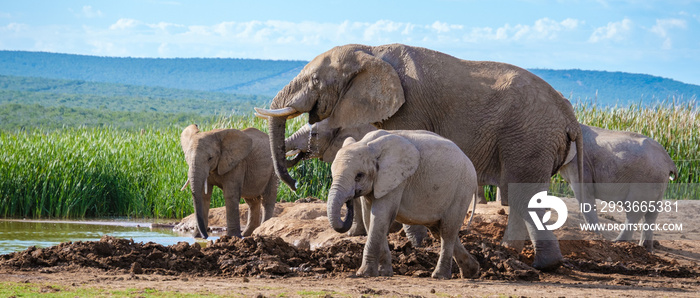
[269,116,298,190]
[327,180,355,233]
[188,168,209,239]
[284,124,311,168]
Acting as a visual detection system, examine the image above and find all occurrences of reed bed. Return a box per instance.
[1,102,697,219]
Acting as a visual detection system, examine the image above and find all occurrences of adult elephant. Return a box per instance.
[256,43,584,270]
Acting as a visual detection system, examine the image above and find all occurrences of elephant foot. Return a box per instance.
[501,239,525,253]
[431,268,452,280]
[356,265,378,277]
[378,264,394,277]
[531,246,563,271]
[641,240,654,253]
[226,230,243,239]
[455,253,480,278]
[477,197,488,204]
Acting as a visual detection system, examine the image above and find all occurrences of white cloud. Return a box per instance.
[464,18,581,42]
[81,6,103,18]
[650,18,687,50]
[589,18,633,42]
[110,19,141,30]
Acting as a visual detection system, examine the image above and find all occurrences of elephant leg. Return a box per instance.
[504,180,563,271]
[640,210,659,252]
[347,197,367,236]
[453,238,480,278]
[404,224,429,247]
[575,185,600,226]
[224,188,243,238]
[477,186,487,204]
[242,197,262,237]
[261,179,278,222]
[427,224,460,279]
[615,210,645,243]
[357,197,398,277]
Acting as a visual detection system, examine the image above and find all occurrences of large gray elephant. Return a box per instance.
[558,124,678,252]
[329,129,480,279]
[256,43,584,270]
[180,124,278,239]
[281,119,429,243]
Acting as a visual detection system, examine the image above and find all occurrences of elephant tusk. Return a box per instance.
[286,149,301,157]
[254,107,302,119]
[180,179,190,191]
[204,180,208,195]
[254,112,270,120]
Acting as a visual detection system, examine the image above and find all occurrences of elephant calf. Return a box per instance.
[180,124,278,239]
[559,124,677,252]
[328,130,479,279]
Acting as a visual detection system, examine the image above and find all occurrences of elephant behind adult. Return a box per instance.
[558,124,677,252]
[180,124,278,239]
[256,43,584,270]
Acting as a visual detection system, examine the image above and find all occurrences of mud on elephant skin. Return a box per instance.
[255,43,584,270]
[327,130,480,279]
[558,124,678,252]
[180,124,278,239]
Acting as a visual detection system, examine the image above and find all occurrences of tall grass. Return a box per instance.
[0,115,327,219]
[1,102,697,219]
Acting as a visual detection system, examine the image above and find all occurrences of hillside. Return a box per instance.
[0,50,306,96]
[529,69,699,106]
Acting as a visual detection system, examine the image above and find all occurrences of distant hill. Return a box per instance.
[0,50,306,96]
[0,50,698,106]
[529,69,699,106]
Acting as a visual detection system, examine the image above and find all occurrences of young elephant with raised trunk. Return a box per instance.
[328,130,479,279]
[558,124,677,252]
[180,124,278,239]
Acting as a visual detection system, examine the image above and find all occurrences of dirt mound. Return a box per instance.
[1,201,697,280]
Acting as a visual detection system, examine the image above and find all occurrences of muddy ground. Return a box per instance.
[1,199,699,297]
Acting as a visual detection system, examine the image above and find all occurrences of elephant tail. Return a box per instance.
[669,162,679,181]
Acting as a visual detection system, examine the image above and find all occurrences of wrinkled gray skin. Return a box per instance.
[329,130,479,279]
[284,120,428,245]
[258,44,584,270]
[559,124,677,252]
[180,124,278,239]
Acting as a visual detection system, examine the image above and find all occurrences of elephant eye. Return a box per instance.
[355,172,365,182]
[311,73,320,86]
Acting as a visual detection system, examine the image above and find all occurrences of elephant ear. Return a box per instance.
[217,129,253,176]
[368,134,420,199]
[180,124,200,153]
[328,51,405,129]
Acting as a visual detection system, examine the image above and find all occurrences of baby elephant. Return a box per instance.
[180,124,278,239]
[559,124,677,252]
[328,130,479,279]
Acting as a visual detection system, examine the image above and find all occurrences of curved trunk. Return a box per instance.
[327,181,355,233]
[284,124,311,168]
[270,116,297,190]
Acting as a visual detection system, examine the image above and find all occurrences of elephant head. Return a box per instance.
[255,45,405,190]
[180,124,253,238]
[283,119,378,168]
[327,131,419,233]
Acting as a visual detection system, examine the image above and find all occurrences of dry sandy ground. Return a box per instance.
[1,198,699,297]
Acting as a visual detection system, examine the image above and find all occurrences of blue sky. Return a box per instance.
[1,0,699,85]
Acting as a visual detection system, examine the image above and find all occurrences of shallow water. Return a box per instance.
[0,219,217,255]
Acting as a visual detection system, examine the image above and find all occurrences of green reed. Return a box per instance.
[1,102,697,219]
